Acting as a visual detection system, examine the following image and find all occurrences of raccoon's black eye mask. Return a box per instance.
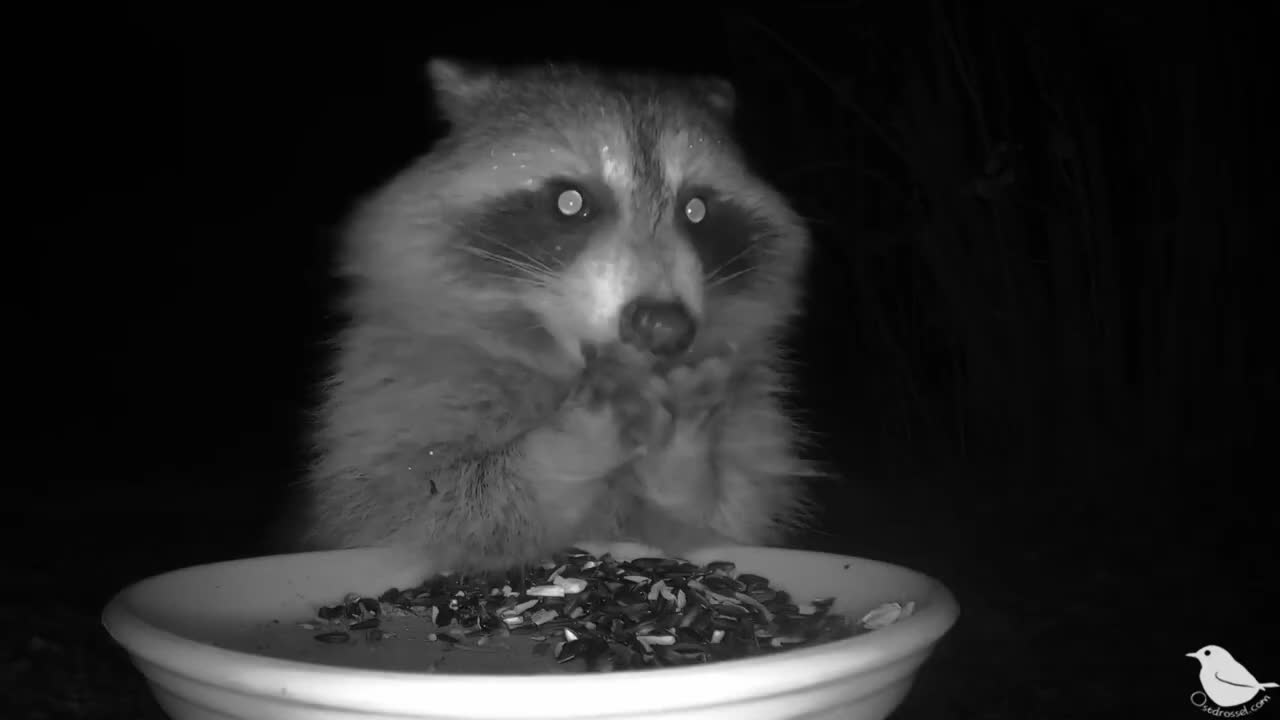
[450,176,616,277]
[451,170,773,294]
[674,186,772,293]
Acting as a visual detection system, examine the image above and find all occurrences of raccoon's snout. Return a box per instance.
[619,297,697,357]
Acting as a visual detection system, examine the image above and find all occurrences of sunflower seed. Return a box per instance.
[305,546,881,674]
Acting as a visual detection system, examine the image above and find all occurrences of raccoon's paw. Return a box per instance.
[568,343,672,457]
[661,341,737,429]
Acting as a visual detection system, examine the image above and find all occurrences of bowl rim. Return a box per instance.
[102,546,960,718]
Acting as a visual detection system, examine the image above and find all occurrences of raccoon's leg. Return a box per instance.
[628,353,812,555]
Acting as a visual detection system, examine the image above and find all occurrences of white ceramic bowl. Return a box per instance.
[102,542,959,720]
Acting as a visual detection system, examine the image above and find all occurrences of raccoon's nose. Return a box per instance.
[619,297,697,357]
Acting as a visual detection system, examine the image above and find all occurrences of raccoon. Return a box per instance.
[289,58,819,574]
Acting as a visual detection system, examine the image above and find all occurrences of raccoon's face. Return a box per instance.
[427,58,809,366]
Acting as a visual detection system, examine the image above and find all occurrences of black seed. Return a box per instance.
[652,612,681,631]
[679,603,705,627]
[313,631,350,644]
[456,605,480,625]
[316,605,343,621]
[674,626,708,644]
[666,642,712,662]
[621,605,650,622]
[307,548,867,674]
[563,595,584,616]
[713,603,749,619]
[629,557,678,571]
[700,575,745,594]
[557,639,586,663]
[535,618,576,632]
[615,588,648,607]
[711,615,741,631]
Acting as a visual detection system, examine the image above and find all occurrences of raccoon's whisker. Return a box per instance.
[474,272,551,289]
[469,231,563,274]
[706,266,756,290]
[460,245,530,270]
[461,246,556,283]
[464,257,551,281]
[704,243,759,284]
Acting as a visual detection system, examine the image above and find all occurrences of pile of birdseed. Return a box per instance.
[299,547,916,673]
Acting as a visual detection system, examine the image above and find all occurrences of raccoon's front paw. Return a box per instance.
[570,344,672,456]
[660,341,737,430]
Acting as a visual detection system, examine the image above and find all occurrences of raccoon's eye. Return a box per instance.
[684,196,708,224]
[555,187,587,218]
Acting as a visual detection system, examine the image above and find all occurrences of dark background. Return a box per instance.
[16,4,1276,719]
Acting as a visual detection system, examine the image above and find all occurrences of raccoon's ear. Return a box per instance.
[425,58,496,122]
[695,75,736,120]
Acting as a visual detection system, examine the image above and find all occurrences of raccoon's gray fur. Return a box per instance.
[287,58,819,573]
